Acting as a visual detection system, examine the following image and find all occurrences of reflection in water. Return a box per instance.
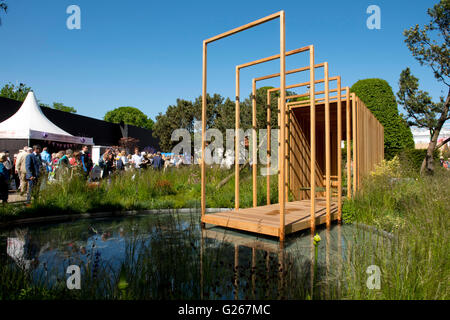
[0,213,378,299]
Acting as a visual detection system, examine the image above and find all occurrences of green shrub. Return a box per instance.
[351,79,415,159]
[399,148,440,171]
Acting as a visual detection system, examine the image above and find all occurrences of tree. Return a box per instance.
[52,102,77,113]
[104,106,154,130]
[400,0,450,174]
[0,82,32,101]
[0,1,7,26]
[153,98,196,152]
[351,79,415,159]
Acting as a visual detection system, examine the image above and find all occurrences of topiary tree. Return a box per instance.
[351,78,415,159]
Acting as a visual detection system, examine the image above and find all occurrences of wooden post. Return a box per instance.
[235,67,240,211]
[277,96,281,206]
[201,41,207,222]
[202,10,284,217]
[278,11,286,242]
[346,87,351,198]
[324,62,331,229]
[267,90,271,205]
[252,79,257,207]
[309,45,316,235]
[337,77,342,223]
[352,93,357,195]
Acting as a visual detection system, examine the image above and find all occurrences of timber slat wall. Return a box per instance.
[355,97,385,187]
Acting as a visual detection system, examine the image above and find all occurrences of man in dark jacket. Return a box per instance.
[80,145,93,176]
[25,145,42,203]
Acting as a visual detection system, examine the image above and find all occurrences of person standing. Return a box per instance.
[40,147,52,173]
[119,150,128,170]
[25,145,42,203]
[131,148,143,170]
[16,147,31,196]
[80,145,93,177]
[0,153,10,203]
[101,152,114,179]
[153,152,164,170]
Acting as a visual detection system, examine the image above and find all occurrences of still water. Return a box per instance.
[0,212,377,299]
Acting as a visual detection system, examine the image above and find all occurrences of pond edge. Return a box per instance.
[0,208,232,228]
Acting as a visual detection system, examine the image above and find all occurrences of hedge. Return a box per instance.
[351,79,415,159]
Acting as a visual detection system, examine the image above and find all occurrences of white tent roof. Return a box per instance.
[0,91,94,144]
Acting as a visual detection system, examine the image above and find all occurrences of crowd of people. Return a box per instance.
[0,144,191,204]
[96,147,188,179]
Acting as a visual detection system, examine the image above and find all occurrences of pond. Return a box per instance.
[0,212,385,299]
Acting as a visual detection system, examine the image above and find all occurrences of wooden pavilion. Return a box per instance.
[200,11,384,241]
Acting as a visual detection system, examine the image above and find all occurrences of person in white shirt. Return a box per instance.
[131,148,142,169]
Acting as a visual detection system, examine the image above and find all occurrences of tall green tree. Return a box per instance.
[0,82,32,101]
[104,106,154,130]
[399,0,450,174]
[351,79,415,159]
[52,102,77,113]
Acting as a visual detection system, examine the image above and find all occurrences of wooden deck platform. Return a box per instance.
[201,198,338,238]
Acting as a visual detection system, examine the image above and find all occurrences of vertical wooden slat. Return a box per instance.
[286,104,289,202]
[235,67,240,211]
[279,11,286,242]
[352,93,357,194]
[267,90,271,205]
[346,87,351,199]
[337,77,342,223]
[324,63,331,229]
[309,45,316,235]
[201,41,207,220]
[252,80,257,207]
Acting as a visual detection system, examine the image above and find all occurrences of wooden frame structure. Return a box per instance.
[200,11,384,241]
[201,11,288,238]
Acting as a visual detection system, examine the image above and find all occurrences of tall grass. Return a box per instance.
[338,159,450,299]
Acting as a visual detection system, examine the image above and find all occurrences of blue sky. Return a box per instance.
[0,0,446,121]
